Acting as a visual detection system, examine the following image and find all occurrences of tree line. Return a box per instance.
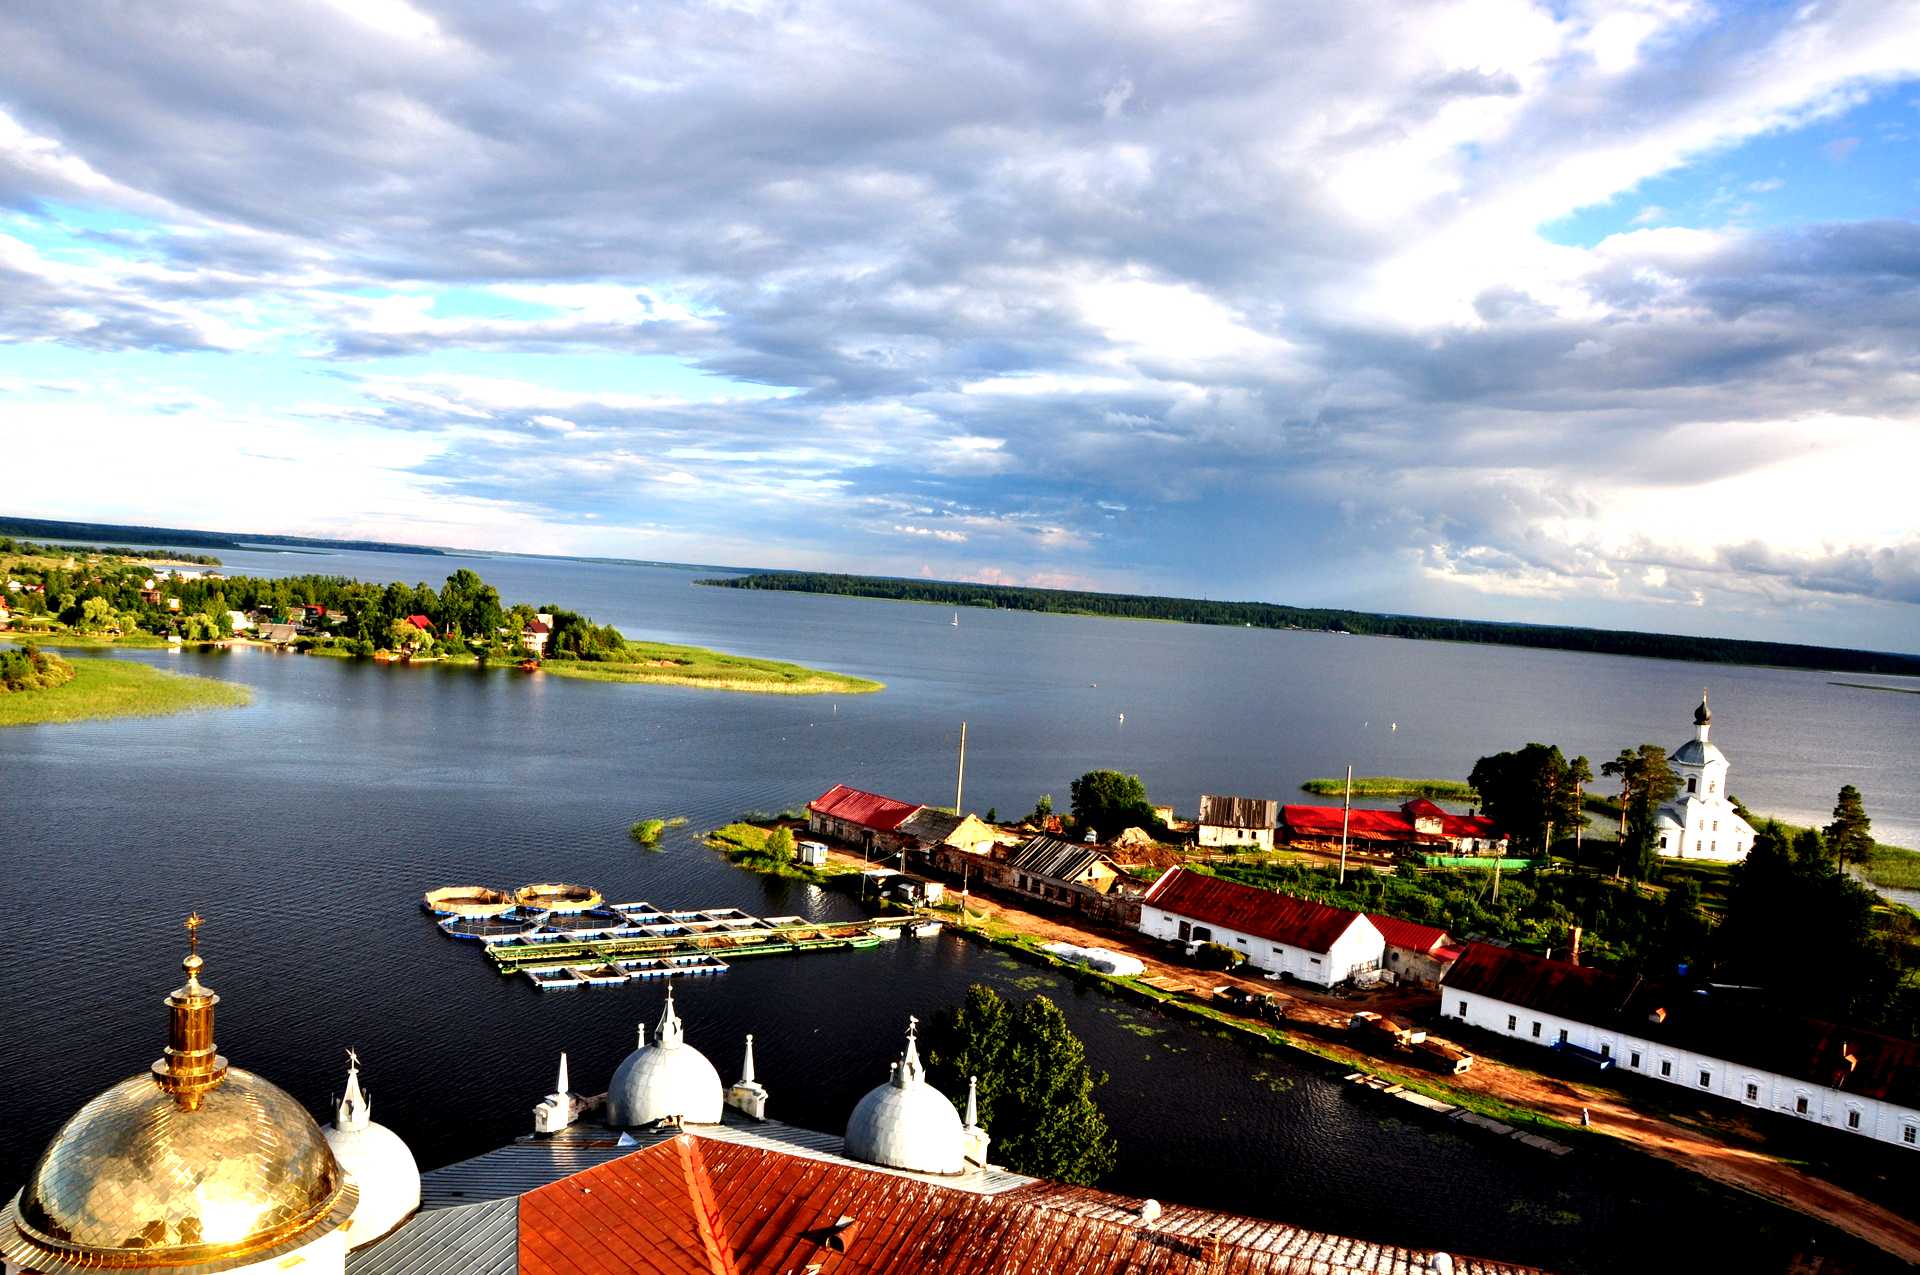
[702,572,1920,676]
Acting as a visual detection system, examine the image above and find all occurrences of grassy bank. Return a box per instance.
[534,641,881,695]
[706,822,861,887]
[0,659,251,727]
[1300,776,1476,799]
[1864,843,1920,891]
[4,630,171,650]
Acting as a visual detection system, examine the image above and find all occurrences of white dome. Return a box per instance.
[844,1018,967,1175]
[607,988,723,1127]
[326,1057,421,1249]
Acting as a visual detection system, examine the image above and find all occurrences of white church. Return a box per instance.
[1653,691,1755,861]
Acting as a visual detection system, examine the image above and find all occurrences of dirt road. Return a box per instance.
[844,851,1920,1267]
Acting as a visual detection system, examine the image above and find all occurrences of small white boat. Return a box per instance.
[870,923,905,941]
[909,920,943,938]
[951,611,960,626]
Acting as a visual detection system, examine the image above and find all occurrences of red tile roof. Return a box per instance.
[517,1134,1533,1274]
[526,619,551,633]
[809,784,921,833]
[1142,867,1374,954]
[1366,914,1451,955]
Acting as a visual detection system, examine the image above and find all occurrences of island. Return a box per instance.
[0,645,251,727]
[701,570,1920,677]
[1,544,878,696]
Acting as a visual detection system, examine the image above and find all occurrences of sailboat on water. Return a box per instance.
[951,611,960,627]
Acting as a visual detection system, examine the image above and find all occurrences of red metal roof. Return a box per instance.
[526,619,552,633]
[517,1134,1535,1274]
[1142,867,1373,954]
[1281,804,1433,844]
[405,613,435,630]
[1366,914,1450,955]
[809,784,921,833]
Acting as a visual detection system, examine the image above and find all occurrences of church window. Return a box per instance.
[1687,777,1697,793]
[1659,836,1668,849]
[1712,820,1718,831]
[1709,781,1716,793]
[1711,841,1716,852]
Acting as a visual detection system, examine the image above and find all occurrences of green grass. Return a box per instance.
[1863,843,1920,890]
[7,630,171,650]
[0,658,251,727]
[629,815,688,846]
[706,822,858,886]
[1300,776,1477,799]
[538,640,882,695]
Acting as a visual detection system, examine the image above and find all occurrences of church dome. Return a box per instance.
[1694,692,1712,726]
[1670,739,1725,768]
[844,1018,967,1175]
[607,987,723,1127]
[324,1054,420,1249]
[1,917,355,1274]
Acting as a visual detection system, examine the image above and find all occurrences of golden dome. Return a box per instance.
[0,915,356,1273]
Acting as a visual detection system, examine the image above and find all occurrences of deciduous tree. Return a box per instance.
[1069,770,1153,839]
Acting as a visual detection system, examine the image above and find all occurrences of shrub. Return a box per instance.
[1193,941,1244,971]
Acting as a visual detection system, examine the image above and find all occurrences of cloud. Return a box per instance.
[0,0,1917,643]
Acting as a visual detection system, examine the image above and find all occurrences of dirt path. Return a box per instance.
[841,850,1920,1267]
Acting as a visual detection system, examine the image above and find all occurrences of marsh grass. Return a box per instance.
[539,640,881,694]
[0,658,250,727]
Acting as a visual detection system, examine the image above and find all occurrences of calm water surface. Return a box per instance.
[2,547,1916,1271]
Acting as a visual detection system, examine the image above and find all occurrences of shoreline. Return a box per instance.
[0,658,251,727]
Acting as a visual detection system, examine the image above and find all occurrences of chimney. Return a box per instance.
[1569,927,1582,967]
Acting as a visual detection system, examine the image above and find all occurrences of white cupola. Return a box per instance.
[607,986,724,1127]
[727,1033,769,1120]
[324,1050,421,1249]
[844,1016,974,1176]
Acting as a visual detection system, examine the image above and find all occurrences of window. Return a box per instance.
[1712,820,1719,831]
[1709,781,1716,793]
[1698,1070,1711,1088]
[1847,1110,1861,1130]
[1795,1095,1809,1115]
[1745,1083,1759,1101]
[1904,1126,1916,1145]
[1531,1021,1542,1038]
[1558,1028,1569,1044]
[1271,945,1285,955]
[1711,841,1716,852]
[1659,836,1668,849]
[1600,1043,1612,1058]
[1660,1060,1673,1077]
[1507,1015,1517,1031]
[1458,1000,1468,1017]
[1687,777,1697,793]
[1308,955,1320,963]
[1630,1051,1641,1069]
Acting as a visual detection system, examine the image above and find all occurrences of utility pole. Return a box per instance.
[955,721,967,814]
[1339,764,1352,886]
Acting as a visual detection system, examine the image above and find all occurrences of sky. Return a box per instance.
[1,0,1918,650]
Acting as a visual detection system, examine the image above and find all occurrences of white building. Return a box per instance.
[1196,795,1278,849]
[1652,692,1755,861]
[1138,866,1384,987]
[1440,944,1920,1152]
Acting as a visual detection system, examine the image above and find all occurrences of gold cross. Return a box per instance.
[184,912,204,955]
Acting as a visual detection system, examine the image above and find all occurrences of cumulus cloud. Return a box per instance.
[0,0,1917,642]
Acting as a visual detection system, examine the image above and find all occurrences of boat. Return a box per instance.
[951,611,959,626]
[908,920,944,939]
[525,967,584,991]
[869,923,905,941]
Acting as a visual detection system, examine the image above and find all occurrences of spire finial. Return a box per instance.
[740,1033,757,1086]
[337,1046,369,1128]
[555,1051,569,1097]
[655,984,684,1048]
[155,914,226,1108]
[964,1075,979,1128]
[898,1015,925,1084]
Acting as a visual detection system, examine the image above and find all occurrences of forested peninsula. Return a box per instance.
[703,572,1920,676]
[2,544,878,695]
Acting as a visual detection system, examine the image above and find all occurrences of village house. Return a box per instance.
[1400,799,1507,856]
[226,609,252,632]
[806,784,921,856]
[1440,944,1920,1151]
[255,621,300,644]
[1279,800,1506,857]
[522,616,552,656]
[1138,867,1385,987]
[998,835,1141,926]
[1367,914,1463,987]
[899,808,998,858]
[1196,794,1279,849]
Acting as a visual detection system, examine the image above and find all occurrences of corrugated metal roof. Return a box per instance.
[1367,914,1450,955]
[1442,944,1920,1105]
[1281,804,1438,844]
[809,784,921,833]
[1142,868,1374,955]
[1008,835,1111,883]
[418,1136,658,1209]
[512,1135,1541,1275]
[1199,795,1279,830]
[347,1198,518,1275]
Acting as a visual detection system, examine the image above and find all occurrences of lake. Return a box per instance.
[2,545,1915,1272]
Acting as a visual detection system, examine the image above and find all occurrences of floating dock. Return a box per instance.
[425,887,939,987]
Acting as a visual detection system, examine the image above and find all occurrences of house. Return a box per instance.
[1440,944,1920,1151]
[404,613,435,633]
[997,836,1140,926]
[255,621,300,643]
[898,809,998,857]
[1401,799,1508,856]
[522,617,552,656]
[226,610,252,632]
[1196,795,1278,849]
[1366,913,1463,987]
[1138,867,1384,987]
[806,784,921,855]
[0,600,10,627]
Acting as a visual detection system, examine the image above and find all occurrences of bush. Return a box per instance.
[630,818,666,845]
[765,826,796,863]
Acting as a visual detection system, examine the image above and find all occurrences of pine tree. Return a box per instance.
[1824,785,1874,865]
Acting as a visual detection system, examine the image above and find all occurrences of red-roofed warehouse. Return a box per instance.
[808,784,923,853]
[1137,867,1384,987]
